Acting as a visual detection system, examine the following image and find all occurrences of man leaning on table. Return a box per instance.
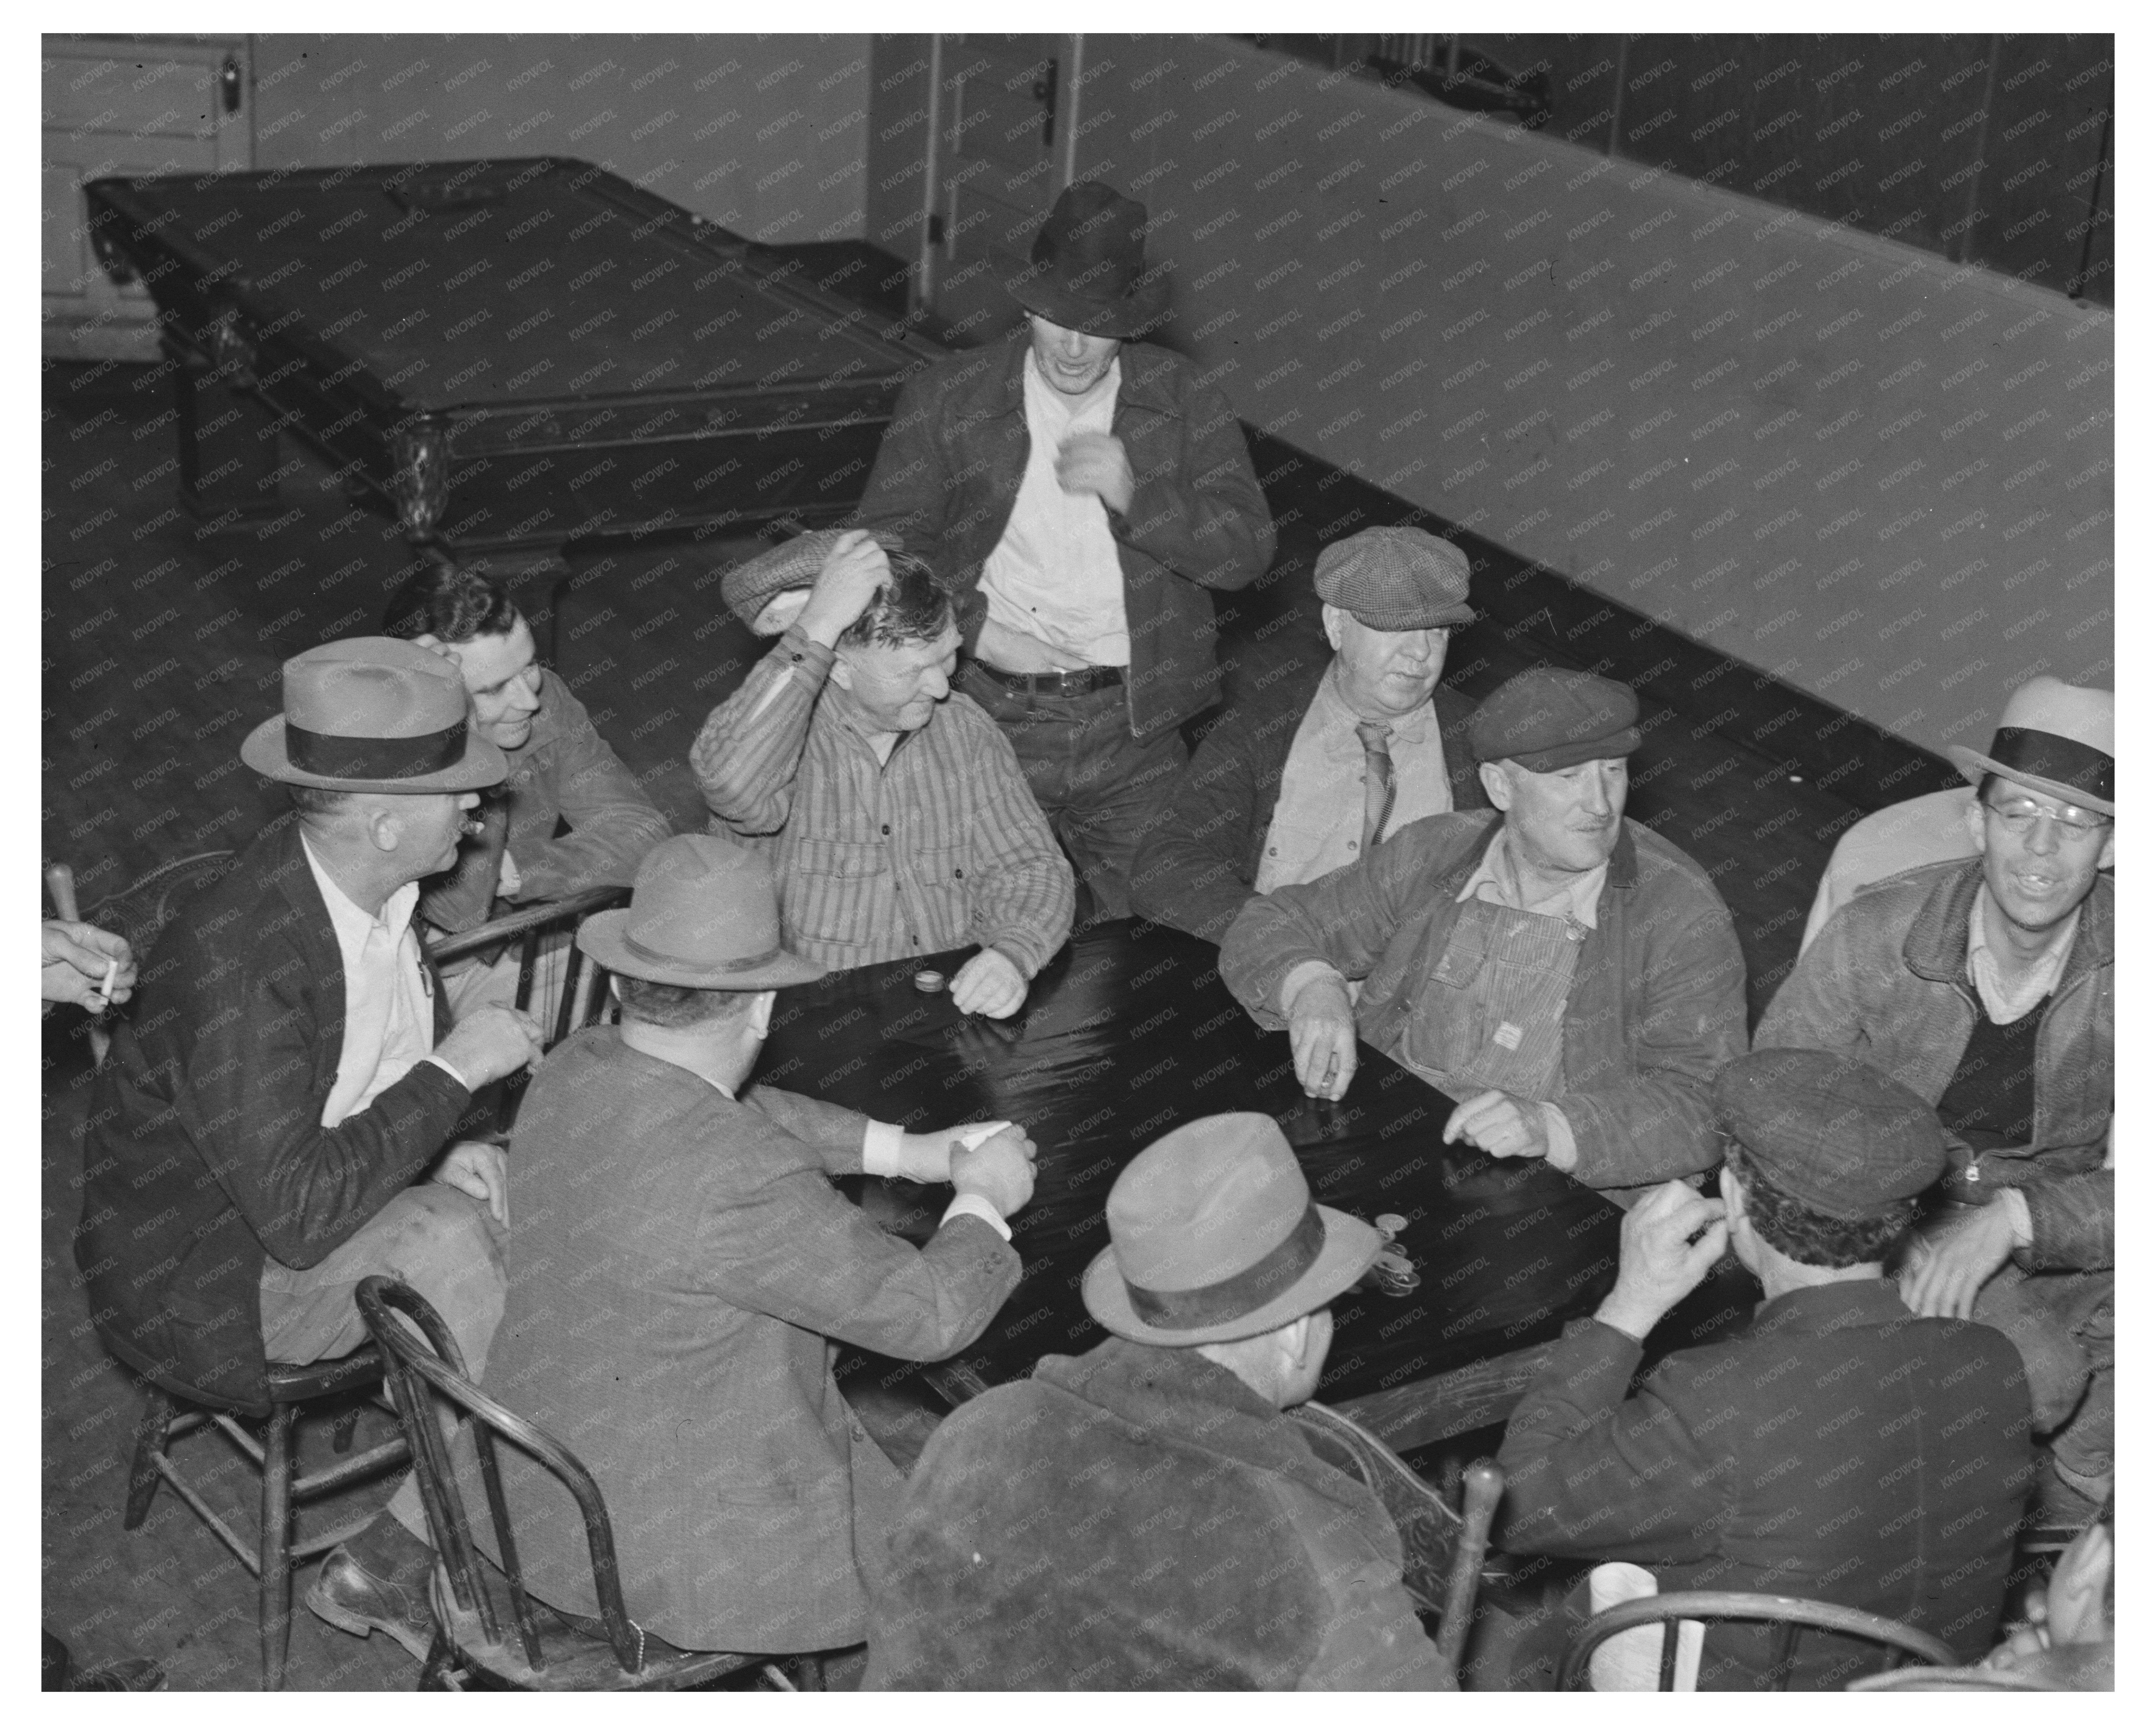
[1219,667,1748,1194]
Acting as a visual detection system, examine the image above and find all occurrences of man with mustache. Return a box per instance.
[1758,677,2113,1524]
[1220,668,1747,1195]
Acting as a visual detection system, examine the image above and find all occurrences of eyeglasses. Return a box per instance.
[1982,796,2112,839]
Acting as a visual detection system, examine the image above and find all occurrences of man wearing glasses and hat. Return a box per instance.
[476,834,1036,1669]
[850,181,1275,923]
[1221,667,1748,1195]
[867,1112,1453,1689]
[1132,523,1490,942]
[1759,677,2114,1521]
[75,639,550,1656]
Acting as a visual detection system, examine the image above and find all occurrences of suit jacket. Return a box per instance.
[482,1030,1021,1652]
[76,820,469,1414]
[850,333,1274,742]
[1496,1281,2032,1689]
[1130,657,1487,941]
[867,1338,1447,1690]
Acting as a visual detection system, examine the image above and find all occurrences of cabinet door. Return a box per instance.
[43,36,251,358]
[929,34,1077,340]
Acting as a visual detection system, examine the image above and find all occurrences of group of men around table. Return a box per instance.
[65,180,2114,1688]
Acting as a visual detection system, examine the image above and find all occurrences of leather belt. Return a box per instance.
[968,659,1125,696]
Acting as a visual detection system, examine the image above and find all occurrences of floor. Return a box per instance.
[42,351,1879,1687]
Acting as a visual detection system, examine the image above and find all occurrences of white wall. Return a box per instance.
[1068,37,2113,758]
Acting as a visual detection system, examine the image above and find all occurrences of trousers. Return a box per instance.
[960,664,1186,922]
[1974,1262,2113,1486]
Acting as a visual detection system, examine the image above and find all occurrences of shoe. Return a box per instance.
[1290,1399,1460,1613]
[67,1657,167,1691]
[306,1542,438,1661]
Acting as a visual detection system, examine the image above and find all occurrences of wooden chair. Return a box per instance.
[1557,1590,1959,1691]
[355,1276,801,1691]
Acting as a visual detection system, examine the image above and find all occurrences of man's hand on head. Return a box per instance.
[951,947,1026,1018]
[1054,432,1135,514]
[1898,1198,2016,1321]
[795,530,892,648]
[1594,1180,1729,1342]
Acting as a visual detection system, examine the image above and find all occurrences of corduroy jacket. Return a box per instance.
[1220,812,1749,1191]
[1757,859,2113,1268]
[76,820,470,1414]
[850,333,1274,742]
[1130,658,1487,942]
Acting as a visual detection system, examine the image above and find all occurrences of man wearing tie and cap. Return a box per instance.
[1220,667,1748,1195]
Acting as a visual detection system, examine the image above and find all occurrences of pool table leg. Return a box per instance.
[171,345,282,527]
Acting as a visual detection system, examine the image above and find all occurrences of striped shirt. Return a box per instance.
[690,628,1075,974]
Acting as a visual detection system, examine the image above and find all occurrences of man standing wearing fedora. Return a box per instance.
[1759,677,2114,1520]
[476,834,1036,1666]
[850,181,1275,922]
[1221,668,1748,1195]
[866,1112,1452,1690]
[76,638,549,1657]
[1132,524,1490,942]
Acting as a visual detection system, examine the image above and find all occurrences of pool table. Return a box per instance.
[85,157,947,558]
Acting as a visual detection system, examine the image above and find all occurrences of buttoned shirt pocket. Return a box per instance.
[784,837,891,952]
[899,842,977,953]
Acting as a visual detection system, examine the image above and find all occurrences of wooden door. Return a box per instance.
[927,34,1079,339]
[44,35,252,360]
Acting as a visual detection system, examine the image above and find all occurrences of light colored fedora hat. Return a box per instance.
[577,834,825,990]
[240,636,506,793]
[1947,676,2113,816]
[1081,1113,1383,1347]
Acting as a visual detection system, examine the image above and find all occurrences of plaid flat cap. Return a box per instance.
[1470,668,1640,770]
[1715,1049,1946,1219]
[717,528,905,631]
[1313,525,1475,630]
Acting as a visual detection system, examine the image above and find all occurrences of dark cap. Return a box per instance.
[718,528,906,633]
[1313,526,1475,631]
[1715,1049,1946,1219]
[1470,668,1641,771]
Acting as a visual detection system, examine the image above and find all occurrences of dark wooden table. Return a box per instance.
[761,920,1629,1453]
[86,156,946,558]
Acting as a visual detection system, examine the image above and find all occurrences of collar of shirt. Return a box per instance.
[1966,897,2078,1024]
[1454,825,1606,928]
[1313,660,1437,758]
[299,831,421,952]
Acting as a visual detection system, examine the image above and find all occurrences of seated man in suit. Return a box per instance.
[482,834,1034,1663]
[1131,525,1489,942]
[1760,678,2113,1520]
[692,530,1073,1018]
[74,639,548,1660]
[385,554,672,1017]
[867,1112,1451,1690]
[1492,1050,2032,1690]
[1220,668,1748,1196]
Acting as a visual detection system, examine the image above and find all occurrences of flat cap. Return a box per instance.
[1470,668,1641,771]
[1716,1050,1946,1219]
[1314,525,1475,630]
[718,528,905,633]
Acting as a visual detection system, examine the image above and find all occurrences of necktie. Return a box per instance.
[1356,720,1396,853]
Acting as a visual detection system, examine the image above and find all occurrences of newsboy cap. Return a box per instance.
[1313,525,1475,631]
[1470,668,1641,771]
[1715,1049,1946,1219]
[717,528,907,633]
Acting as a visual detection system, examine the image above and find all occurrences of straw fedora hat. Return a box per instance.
[577,834,825,990]
[240,637,506,793]
[1081,1113,1383,1347]
[1947,676,2113,817]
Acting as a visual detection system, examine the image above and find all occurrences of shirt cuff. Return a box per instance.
[861,1119,904,1178]
[420,1052,471,1094]
[1279,959,1344,1017]
[1999,1186,2035,1251]
[941,1192,1011,1242]
[1540,1103,1579,1173]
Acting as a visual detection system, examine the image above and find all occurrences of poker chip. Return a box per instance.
[913,970,946,993]
[1374,1213,1407,1239]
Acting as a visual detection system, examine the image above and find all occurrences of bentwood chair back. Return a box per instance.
[354,1276,792,1691]
[1557,1590,1959,1691]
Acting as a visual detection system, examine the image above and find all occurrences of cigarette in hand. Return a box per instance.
[93,956,118,1011]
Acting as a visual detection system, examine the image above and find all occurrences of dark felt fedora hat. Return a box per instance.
[1947,676,2114,817]
[1002,180,1171,338]
[240,637,507,793]
[1082,1113,1383,1347]
[577,834,825,990]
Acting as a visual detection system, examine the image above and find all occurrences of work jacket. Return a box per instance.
[850,334,1275,742]
[1758,859,2113,1268]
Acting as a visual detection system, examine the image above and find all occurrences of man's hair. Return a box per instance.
[287,784,355,818]
[1725,1144,1913,1269]
[614,974,759,1030]
[382,550,521,646]
[836,552,952,650]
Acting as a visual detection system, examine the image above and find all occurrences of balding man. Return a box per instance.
[1220,668,1748,1194]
